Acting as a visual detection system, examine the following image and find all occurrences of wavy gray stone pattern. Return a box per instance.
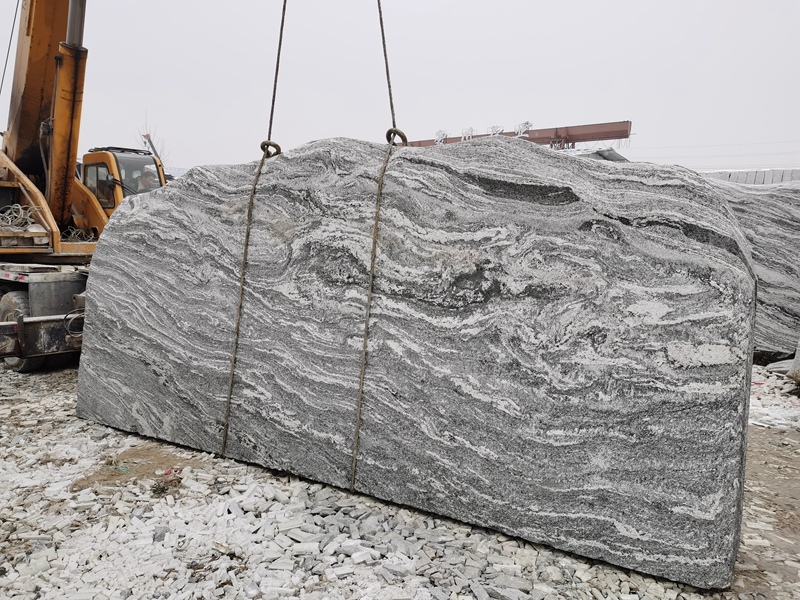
[77,137,756,588]
[706,178,800,355]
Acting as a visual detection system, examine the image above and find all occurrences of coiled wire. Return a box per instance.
[61,227,96,242]
[63,308,84,338]
[0,204,42,228]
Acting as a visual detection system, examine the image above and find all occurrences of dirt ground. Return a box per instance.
[733,425,800,593]
[69,444,208,496]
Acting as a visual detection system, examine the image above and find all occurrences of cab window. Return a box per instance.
[84,163,115,208]
[114,155,163,197]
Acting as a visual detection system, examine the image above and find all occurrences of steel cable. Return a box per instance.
[267,0,288,142]
[0,0,20,102]
[349,1,406,492]
[376,0,397,129]
[220,0,288,458]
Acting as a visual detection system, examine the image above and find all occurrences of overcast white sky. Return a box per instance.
[2,0,799,172]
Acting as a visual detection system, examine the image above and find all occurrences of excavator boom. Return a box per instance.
[3,0,70,171]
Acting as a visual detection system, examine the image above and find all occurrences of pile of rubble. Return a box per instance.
[749,365,800,429]
[1,364,798,600]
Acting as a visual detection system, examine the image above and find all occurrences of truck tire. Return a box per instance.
[0,291,46,372]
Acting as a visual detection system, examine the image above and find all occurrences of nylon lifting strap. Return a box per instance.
[220,0,288,457]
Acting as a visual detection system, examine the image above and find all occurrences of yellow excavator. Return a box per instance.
[0,0,165,370]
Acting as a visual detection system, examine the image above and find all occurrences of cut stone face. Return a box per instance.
[707,179,800,356]
[77,137,756,589]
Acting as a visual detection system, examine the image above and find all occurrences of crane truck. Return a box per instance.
[0,0,166,371]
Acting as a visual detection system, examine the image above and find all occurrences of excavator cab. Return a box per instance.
[81,147,166,213]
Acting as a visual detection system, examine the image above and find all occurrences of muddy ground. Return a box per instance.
[734,425,800,592]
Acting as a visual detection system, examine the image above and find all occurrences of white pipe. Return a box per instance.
[66,0,87,47]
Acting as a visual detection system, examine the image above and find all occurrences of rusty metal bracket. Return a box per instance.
[0,313,83,358]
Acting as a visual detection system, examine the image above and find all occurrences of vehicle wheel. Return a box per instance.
[0,291,45,372]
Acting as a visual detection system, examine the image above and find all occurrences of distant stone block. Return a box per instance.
[77,137,755,588]
[789,337,800,383]
[708,179,800,355]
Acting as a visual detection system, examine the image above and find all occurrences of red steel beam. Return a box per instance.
[408,120,632,147]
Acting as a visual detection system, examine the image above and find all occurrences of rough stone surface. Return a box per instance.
[706,179,800,355]
[77,136,756,588]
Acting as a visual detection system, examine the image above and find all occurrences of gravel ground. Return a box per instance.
[1,364,798,600]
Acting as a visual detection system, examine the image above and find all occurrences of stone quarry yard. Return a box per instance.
[0,363,798,600]
[740,425,799,590]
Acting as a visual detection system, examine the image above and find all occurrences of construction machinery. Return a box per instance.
[0,0,165,370]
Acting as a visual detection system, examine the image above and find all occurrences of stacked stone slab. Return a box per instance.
[703,168,800,185]
[706,179,800,356]
[77,137,756,588]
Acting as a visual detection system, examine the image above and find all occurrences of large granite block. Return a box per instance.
[706,179,800,356]
[77,137,756,588]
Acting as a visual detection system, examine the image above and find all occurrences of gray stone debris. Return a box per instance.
[1,365,799,598]
[77,136,756,587]
[749,365,800,429]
